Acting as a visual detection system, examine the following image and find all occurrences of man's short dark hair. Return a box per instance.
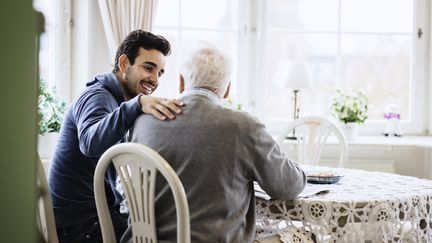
[112,30,171,73]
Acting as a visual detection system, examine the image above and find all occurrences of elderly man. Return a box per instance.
[124,46,306,242]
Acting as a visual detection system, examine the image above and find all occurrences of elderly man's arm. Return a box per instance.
[248,122,306,200]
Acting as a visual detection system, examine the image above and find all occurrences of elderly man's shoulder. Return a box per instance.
[133,104,265,130]
[132,112,168,129]
[219,107,266,129]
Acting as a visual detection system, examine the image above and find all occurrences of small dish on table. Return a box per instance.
[307,171,344,184]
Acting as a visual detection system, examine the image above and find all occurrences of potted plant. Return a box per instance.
[331,90,368,140]
[38,78,67,158]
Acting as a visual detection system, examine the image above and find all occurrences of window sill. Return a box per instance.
[276,134,432,148]
[332,135,432,147]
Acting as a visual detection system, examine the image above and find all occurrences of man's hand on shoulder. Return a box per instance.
[139,95,184,120]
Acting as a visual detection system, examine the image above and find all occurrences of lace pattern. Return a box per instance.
[256,167,432,242]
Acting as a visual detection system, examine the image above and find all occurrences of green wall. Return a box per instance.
[0,1,40,242]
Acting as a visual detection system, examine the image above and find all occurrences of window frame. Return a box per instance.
[248,0,430,135]
[35,0,73,103]
[152,0,241,99]
[54,0,73,103]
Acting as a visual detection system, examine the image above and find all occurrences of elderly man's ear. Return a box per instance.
[179,74,185,94]
[223,82,231,99]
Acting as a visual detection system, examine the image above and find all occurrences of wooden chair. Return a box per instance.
[94,143,190,243]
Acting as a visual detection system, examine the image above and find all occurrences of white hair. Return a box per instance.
[181,46,232,97]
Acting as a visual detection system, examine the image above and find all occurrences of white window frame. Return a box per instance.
[152,0,241,99]
[246,0,430,135]
[36,0,73,104]
[54,0,73,103]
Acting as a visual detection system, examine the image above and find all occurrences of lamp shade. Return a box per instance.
[274,60,313,90]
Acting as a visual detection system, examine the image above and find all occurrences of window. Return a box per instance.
[33,0,72,102]
[34,0,56,87]
[154,0,428,135]
[256,0,427,134]
[152,0,240,99]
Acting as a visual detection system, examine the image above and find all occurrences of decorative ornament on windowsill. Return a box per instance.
[383,104,402,137]
[275,60,314,140]
[38,79,67,158]
[331,90,368,140]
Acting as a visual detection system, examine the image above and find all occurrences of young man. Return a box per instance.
[124,47,306,242]
[49,30,183,243]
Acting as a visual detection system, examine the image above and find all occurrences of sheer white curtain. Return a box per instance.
[98,0,159,60]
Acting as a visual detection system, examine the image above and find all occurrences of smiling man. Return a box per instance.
[48,30,183,243]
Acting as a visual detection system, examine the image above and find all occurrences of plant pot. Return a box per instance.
[38,132,59,159]
[342,122,358,140]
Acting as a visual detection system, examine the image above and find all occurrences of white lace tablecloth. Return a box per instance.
[255,166,432,243]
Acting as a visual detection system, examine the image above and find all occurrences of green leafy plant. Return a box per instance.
[38,79,67,135]
[331,90,368,124]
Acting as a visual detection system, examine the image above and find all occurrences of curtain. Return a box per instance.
[98,0,159,60]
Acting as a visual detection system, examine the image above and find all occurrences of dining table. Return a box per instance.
[255,166,432,243]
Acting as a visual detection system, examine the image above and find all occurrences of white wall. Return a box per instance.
[71,0,111,98]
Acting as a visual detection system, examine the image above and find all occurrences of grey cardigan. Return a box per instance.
[123,88,306,243]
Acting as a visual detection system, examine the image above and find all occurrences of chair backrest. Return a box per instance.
[36,156,59,243]
[94,143,190,243]
[277,116,348,168]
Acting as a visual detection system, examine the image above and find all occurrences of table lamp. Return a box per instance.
[275,60,314,139]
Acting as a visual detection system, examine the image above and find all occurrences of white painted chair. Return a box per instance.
[277,116,348,168]
[36,156,59,243]
[94,143,190,243]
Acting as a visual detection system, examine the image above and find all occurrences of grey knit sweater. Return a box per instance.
[123,88,306,243]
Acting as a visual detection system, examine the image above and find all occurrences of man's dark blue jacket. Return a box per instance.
[49,72,142,227]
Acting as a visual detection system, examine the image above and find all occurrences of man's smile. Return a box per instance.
[140,80,157,95]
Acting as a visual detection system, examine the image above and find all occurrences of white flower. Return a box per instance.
[331,90,368,124]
